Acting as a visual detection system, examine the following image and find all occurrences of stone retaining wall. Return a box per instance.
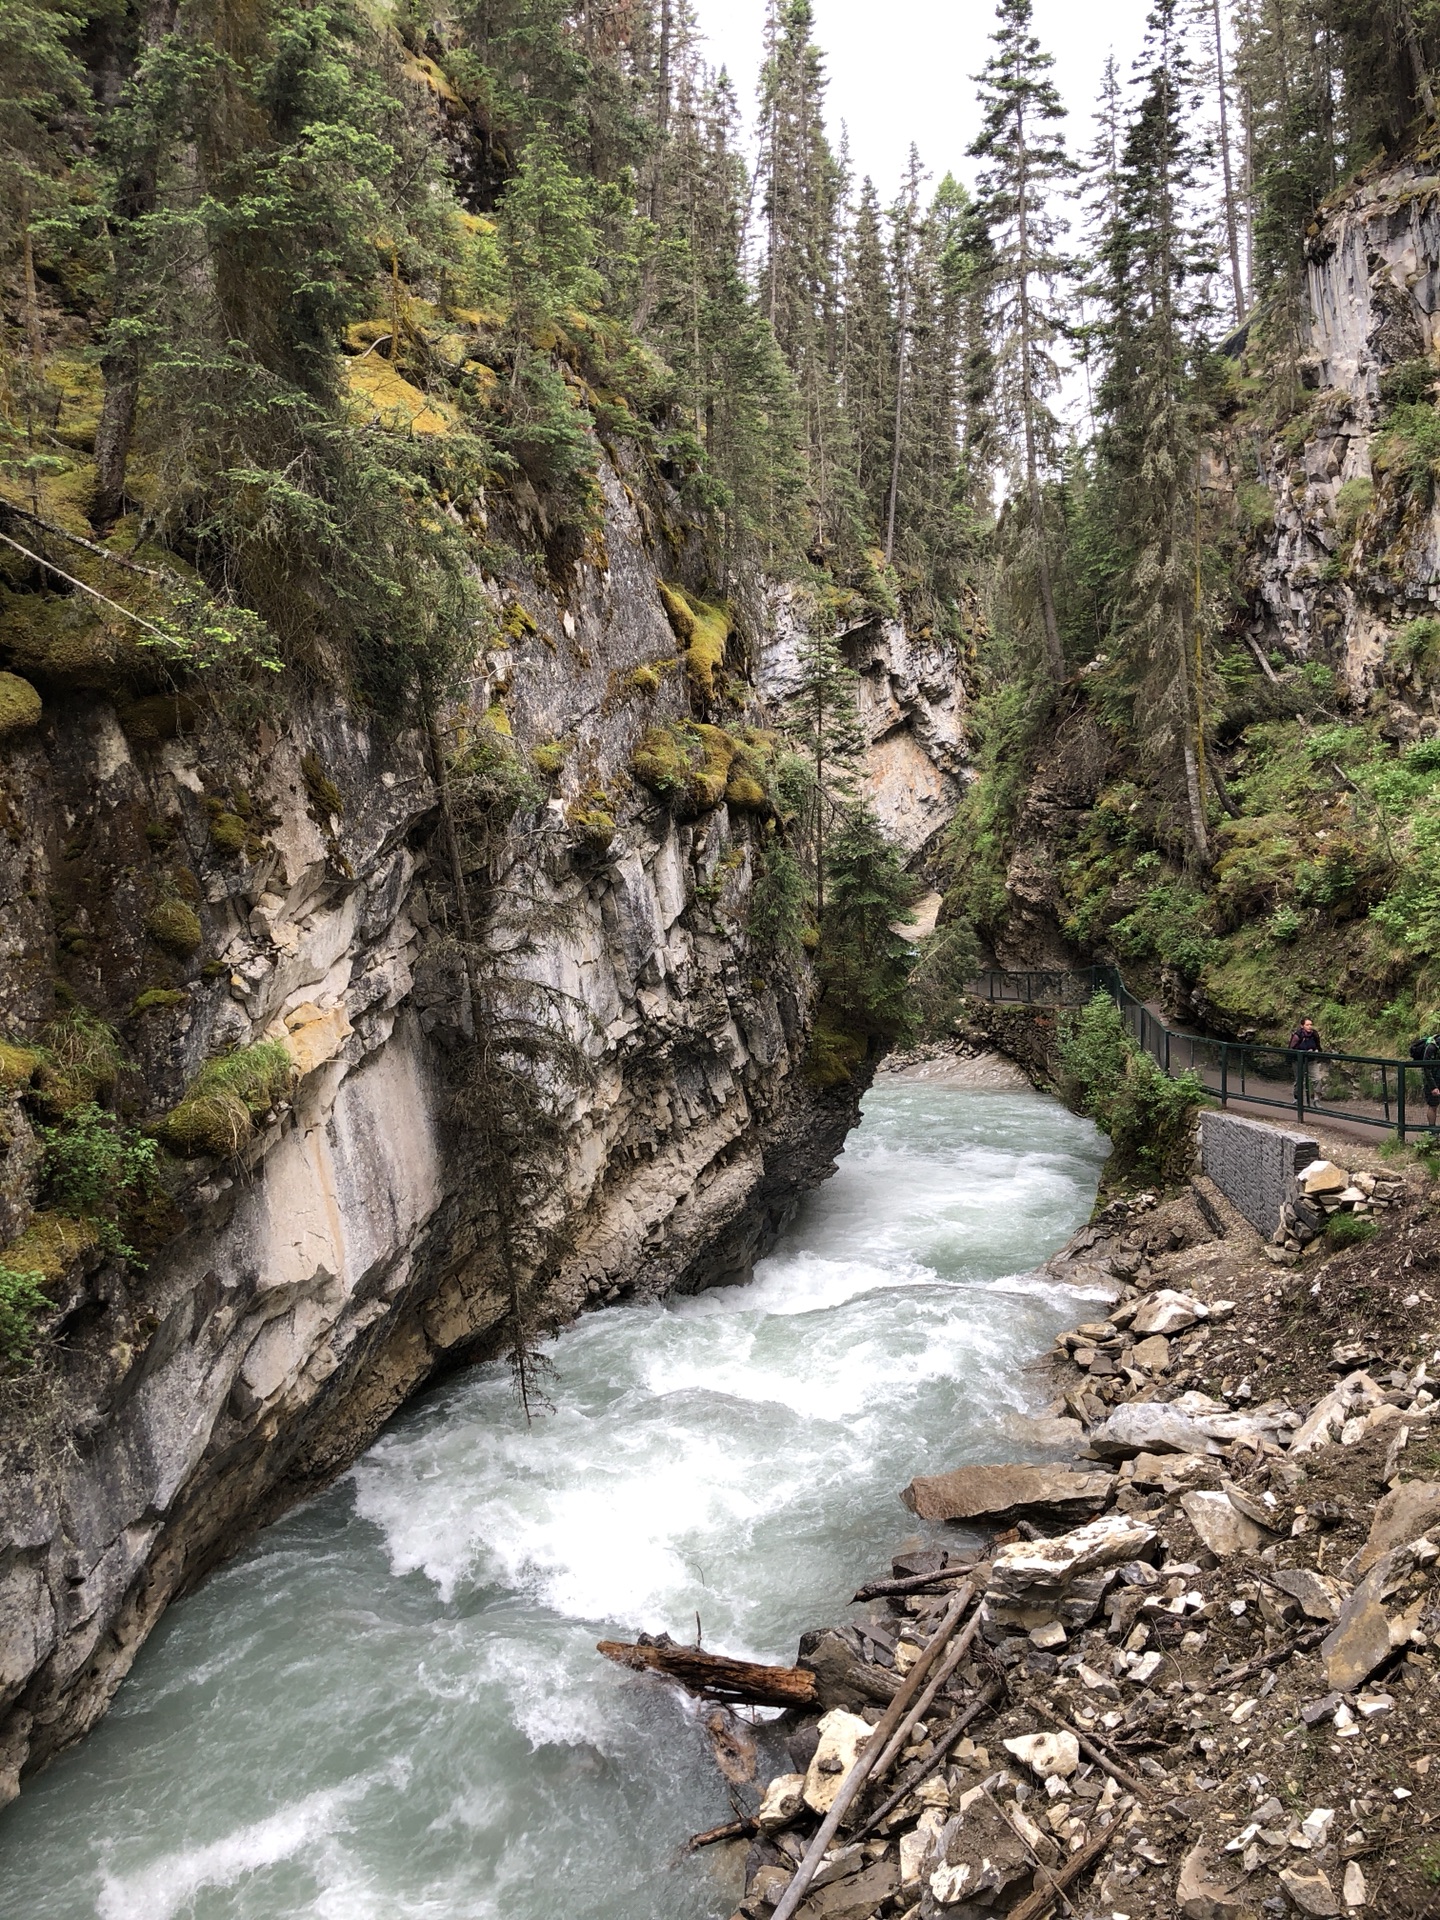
[1199,1110,1318,1236]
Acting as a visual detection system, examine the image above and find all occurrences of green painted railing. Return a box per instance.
[970,965,1432,1140]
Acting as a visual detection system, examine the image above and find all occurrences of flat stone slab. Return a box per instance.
[900,1461,1115,1524]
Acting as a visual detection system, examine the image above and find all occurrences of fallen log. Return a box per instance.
[597,1636,819,1709]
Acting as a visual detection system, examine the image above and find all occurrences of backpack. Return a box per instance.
[1413,1035,1440,1061]
[1412,1037,1431,1062]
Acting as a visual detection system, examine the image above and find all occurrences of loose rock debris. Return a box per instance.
[602,1154,1440,1917]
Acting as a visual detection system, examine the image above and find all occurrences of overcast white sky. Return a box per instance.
[689,0,1154,200]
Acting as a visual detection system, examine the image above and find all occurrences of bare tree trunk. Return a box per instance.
[1399,0,1438,117]
[1212,0,1246,322]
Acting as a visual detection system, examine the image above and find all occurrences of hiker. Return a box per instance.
[1410,1026,1440,1129]
[1288,1015,1322,1105]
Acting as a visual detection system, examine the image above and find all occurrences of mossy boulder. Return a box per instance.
[145,899,202,957]
[565,799,617,853]
[209,811,248,856]
[632,722,741,816]
[2,1209,101,1285]
[0,672,42,739]
[531,740,567,779]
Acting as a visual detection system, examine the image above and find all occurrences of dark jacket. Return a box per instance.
[1288,1026,1322,1052]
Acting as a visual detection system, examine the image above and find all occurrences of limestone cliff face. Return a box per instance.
[1239,156,1440,710]
[757,585,969,857]
[0,458,966,1801]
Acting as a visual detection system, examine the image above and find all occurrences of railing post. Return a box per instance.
[1164,1029,1171,1076]
[1220,1044,1228,1108]
[1399,1064,1407,1143]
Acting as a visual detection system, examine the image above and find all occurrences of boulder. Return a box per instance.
[1291,1373,1385,1454]
[802,1857,899,1919]
[1181,1489,1276,1557]
[797,1628,902,1711]
[1348,1480,1440,1579]
[756,1771,807,1834]
[802,1708,874,1815]
[1321,1543,1430,1692]
[1270,1566,1343,1622]
[1002,1729,1080,1779]
[1091,1398,1287,1459]
[1131,1289,1209,1336]
[1176,1841,1249,1918]
[928,1797,1032,1907]
[1279,1863,1340,1915]
[986,1513,1157,1632]
[1132,1333,1172,1371]
[899,1461,1115,1525]
[1300,1161,1349,1196]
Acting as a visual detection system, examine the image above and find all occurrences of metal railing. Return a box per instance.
[970,965,1434,1140]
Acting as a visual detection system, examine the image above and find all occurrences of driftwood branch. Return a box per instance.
[859,1590,985,1792]
[1032,1702,1153,1803]
[856,1677,1004,1838]
[851,1563,976,1602]
[596,1638,819,1710]
[684,1816,754,1852]
[769,1584,976,1920]
[1201,1623,1326,1695]
[1006,1815,1119,1920]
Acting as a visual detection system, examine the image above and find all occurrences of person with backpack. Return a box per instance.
[1410,1027,1440,1129]
[1288,1016,1322,1107]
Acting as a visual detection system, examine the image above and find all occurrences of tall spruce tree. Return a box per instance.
[969,0,1074,689]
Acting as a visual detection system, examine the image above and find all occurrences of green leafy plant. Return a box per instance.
[1059,993,1205,1189]
[1326,1211,1377,1248]
[747,837,808,957]
[38,1103,160,1261]
[0,1263,49,1372]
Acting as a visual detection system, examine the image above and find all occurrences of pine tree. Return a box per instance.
[1099,0,1216,864]
[787,621,864,916]
[969,0,1075,689]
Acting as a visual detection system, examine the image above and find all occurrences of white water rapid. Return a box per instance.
[1,1082,1107,1920]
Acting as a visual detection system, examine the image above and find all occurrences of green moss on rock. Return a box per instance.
[0,1042,44,1092]
[156,1041,297,1158]
[145,899,202,957]
[209,811,248,855]
[658,583,730,701]
[0,672,42,739]
[131,988,188,1015]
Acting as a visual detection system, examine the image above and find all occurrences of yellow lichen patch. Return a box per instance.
[0,672,42,739]
[631,722,740,814]
[566,798,617,853]
[0,1042,43,1092]
[3,1210,101,1285]
[345,357,453,436]
[450,306,507,329]
[658,583,731,700]
[484,701,512,735]
[402,50,462,105]
[456,212,498,239]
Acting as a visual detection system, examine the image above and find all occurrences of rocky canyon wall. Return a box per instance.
[0,453,969,1802]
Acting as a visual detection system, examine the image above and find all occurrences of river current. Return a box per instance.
[0,1082,1107,1920]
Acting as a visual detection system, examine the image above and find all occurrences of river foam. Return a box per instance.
[0,1084,1106,1920]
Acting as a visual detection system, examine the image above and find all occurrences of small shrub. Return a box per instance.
[531,740,567,779]
[1389,616,1440,683]
[39,1103,160,1260]
[1374,401,1440,503]
[658,582,730,700]
[145,899,202,957]
[631,722,738,815]
[0,672,42,739]
[157,1041,297,1158]
[0,1263,49,1370]
[1334,475,1374,538]
[1268,904,1302,943]
[0,1042,44,1093]
[565,799,617,853]
[1059,993,1205,1190]
[1326,1210,1377,1248]
[1235,480,1275,535]
[1380,357,1436,411]
[301,752,344,822]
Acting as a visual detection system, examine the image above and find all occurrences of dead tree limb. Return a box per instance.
[1007,1816,1120,1920]
[856,1677,1004,1838]
[597,1639,819,1710]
